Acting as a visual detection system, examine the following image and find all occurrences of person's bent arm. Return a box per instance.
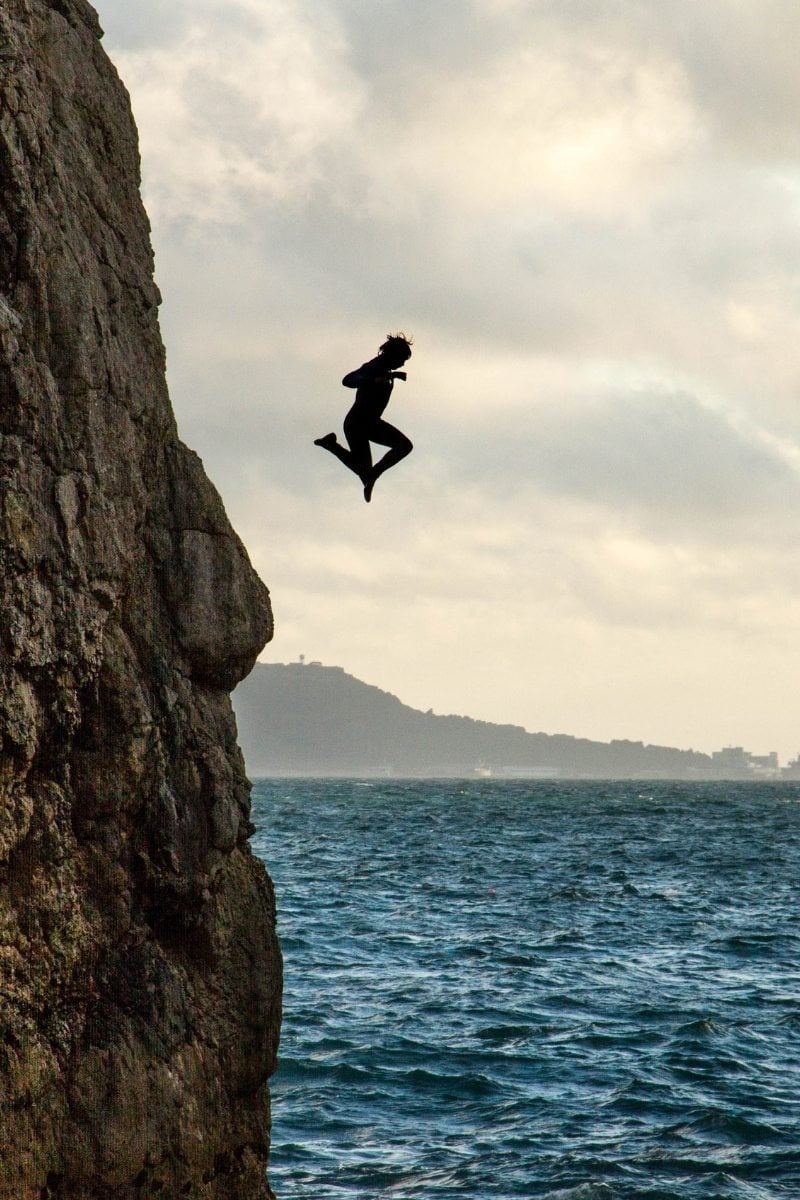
[342,357,393,388]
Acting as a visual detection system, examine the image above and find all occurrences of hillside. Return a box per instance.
[234,662,714,778]
[0,5,279,1194]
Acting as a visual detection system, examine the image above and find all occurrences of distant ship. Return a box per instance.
[472,764,561,779]
[502,766,561,779]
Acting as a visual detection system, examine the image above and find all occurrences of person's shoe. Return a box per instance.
[363,475,375,503]
[314,433,337,448]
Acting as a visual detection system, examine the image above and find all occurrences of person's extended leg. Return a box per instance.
[315,415,372,482]
[362,420,413,501]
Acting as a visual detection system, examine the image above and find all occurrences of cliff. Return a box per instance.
[0,3,281,1197]
[235,663,715,779]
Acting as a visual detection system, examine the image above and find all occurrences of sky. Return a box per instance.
[92,0,800,761]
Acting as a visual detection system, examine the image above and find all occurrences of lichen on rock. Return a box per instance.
[0,2,282,1197]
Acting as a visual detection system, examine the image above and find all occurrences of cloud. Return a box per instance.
[363,38,702,220]
[94,0,800,758]
[110,0,363,222]
[109,0,707,224]
[466,387,800,533]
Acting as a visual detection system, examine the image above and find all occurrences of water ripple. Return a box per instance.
[252,779,800,1198]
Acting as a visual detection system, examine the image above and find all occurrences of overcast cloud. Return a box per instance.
[94,0,800,759]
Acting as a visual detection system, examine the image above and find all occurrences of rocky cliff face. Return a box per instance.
[0,2,281,1197]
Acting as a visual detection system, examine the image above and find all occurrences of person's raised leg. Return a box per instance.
[363,421,413,500]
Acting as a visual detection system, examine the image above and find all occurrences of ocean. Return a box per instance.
[250,779,800,1199]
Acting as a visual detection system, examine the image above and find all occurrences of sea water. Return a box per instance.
[250,779,800,1199]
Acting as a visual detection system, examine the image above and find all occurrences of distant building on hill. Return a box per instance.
[710,747,781,779]
[781,755,800,780]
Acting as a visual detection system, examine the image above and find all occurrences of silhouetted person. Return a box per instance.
[314,333,413,502]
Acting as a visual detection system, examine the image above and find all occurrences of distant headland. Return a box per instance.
[235,661,794,780]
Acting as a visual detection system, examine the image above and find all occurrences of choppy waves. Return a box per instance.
[251,780,800,1198]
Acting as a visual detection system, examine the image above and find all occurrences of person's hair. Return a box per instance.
[380,332,413,359]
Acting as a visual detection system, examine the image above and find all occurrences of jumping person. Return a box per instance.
[314,333,413,502]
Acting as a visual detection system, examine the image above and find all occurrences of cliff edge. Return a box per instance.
[0,2,281,1197]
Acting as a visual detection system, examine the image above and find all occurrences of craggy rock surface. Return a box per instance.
[0,2,281,1196]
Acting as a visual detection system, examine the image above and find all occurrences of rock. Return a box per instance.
[0,2,282,1197]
